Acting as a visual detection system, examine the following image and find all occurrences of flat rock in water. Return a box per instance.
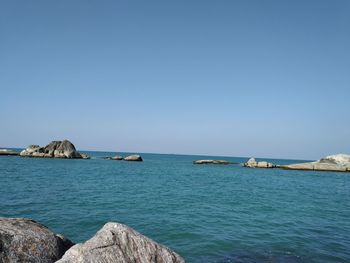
[56,222,185,263]
[124,155,143,161]
[0,149,18,156]
[280,154,350,172]
[193,160,230,164]
[0,218,74,263]
[243,158,275,168]
[20,140,89,159]
[104,156,124,160]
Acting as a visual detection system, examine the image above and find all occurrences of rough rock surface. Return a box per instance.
[0,218,74,263]
[123,155,143,162]
[281,154,350,172]
[243,158,275,168]
[57,222,185,263]
[20,140,89,159]
[0,149,18,156]
[193,160,231,164]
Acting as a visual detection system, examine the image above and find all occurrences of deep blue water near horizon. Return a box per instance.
[1,151,350,263]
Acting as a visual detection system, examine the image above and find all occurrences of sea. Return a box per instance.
[1,151,349,263]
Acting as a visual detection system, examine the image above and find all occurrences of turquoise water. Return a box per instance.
[1,151,350,263]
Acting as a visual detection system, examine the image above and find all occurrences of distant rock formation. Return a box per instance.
[104,155,123,160]
[0,218,74,263]
[243,158,275,168]
[280,154,350,172]
[56,222,185,263]
[20,140,90,159]
[124,154,143,162]
[193,160,231,164]
[0,149,18,156]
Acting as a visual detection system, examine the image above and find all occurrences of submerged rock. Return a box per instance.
[124,154,143,162]
[57,222,185,263]
[281,154,350,172]
[0,149,18,156]
[193,160,231,164]
[243,158,275,168]
[0,218,74,263]
[20,140,89,159]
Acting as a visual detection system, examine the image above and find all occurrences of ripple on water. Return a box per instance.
[0,153,350,263]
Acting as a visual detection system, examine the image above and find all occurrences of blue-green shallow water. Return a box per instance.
[1,152,350,263]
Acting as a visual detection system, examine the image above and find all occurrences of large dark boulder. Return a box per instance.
[56,222,185,263]
[0,218,74,263]
[20,140,89,159]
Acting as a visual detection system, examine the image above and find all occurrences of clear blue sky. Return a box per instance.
[1,0,349,160]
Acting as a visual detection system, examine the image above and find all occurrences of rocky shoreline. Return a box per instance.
[0,217,185,263]
[1,139,349,172]
[241,154,350,172]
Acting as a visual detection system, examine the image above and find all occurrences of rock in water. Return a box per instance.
[20,140,89,159]
[0,149,18,156]
[193,160,231,164]
[57,222,185,263]
[124,155,143,162]
[104,156,124,160]
[111,155,123,160]
[281,154,350,172]
[0,218,74,263]
[243,158,275,168]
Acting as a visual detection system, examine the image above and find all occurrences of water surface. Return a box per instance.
[1,152,349,263]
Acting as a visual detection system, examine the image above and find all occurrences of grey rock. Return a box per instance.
[124,155,143,162]
[80,153,90,159]
[193,160,231,164]
[0,149,18,156]
[243,158,275,168]
[0,218,74,263]
[57,222,185,263]
[20,140,89,159]
[281,154,350,172]
[111,156,123,160]
[104,156,124,161]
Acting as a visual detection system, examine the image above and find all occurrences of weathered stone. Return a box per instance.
[32,152,45,158]
[80,153,90,159]
[243,158,275,168]
[57,222,185,263]
[281,154,350,172]
[0,149,18,156]
[0,218,74,263]
[20,140,89,159]
[193,160,231,164]
[124,155,143,162]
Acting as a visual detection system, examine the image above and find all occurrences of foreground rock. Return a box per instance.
[0,149,18,156]
[20,140,90,159]
[57,222,185,263]
[243,158,275,168]
[0,218,74,263]
[124,154,143,162]
[280,154,350,172]
[193,160,231,164]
